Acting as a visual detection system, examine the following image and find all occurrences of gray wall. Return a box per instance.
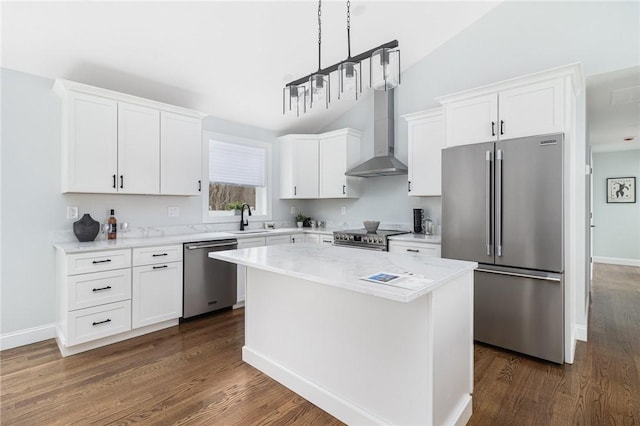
[316,1,639,228]
[592,150,640,262]
[0,68,297,335]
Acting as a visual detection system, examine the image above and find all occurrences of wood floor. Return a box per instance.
[1,263,638,425]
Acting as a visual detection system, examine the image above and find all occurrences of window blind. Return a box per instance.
[209,140,265,187]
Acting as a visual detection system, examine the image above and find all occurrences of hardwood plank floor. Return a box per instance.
[1,263,638,425]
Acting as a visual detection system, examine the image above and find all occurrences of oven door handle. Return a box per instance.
[333,243,386,251]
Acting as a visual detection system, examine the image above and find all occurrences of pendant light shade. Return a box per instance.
[309,73,330,109]
[283,84,308,117]
[370,47,400,91]
[338,61,361,100]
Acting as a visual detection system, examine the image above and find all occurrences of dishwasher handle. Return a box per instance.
[185,241,238,250]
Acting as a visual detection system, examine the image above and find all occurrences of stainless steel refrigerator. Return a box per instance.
[442,133,564,363]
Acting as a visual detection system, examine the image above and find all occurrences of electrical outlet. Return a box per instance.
[291,206,296,215]
[341,206,346,215]
[168,206,180,217]
[66,206,78,220]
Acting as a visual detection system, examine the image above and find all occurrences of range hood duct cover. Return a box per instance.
[345,89,408,177]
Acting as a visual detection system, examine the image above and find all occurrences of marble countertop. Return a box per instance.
[388,234,442,244]
[209,243,476,303]
[54,227,337,254]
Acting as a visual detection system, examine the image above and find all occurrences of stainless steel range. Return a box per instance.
[333,229,407,251]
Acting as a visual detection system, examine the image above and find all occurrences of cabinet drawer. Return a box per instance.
[67,269,131,311]
[132,262,182,329]
[388,242,441,258]
[319,235,334,245]
[132,245,182,266]
[67,249,131,275]
[67,300,131,346]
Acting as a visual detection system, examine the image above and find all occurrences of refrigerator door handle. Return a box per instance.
[496,149,503,257]
[476,268,561,282]
[485,150,492,256]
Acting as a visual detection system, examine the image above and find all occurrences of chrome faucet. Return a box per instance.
[240,203,252,231]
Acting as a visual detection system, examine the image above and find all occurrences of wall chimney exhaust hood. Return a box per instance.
[345,89,407,177]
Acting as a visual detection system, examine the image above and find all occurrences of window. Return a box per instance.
[203,132,272,223]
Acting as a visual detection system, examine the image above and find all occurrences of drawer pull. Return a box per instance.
[153,265,168,270]
[322,239,332,243]
[92,319,111,326]
[406,248,420,253]
[92,286,112,292]
[92,259,112,264]
[152,253,168,257]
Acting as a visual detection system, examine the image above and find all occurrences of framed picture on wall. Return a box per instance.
[606,177,636,203]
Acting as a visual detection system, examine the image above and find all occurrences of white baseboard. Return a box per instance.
[243,346,386,425]
[575,324,588,342]
[593,257,640,267]
[0,323,56,351]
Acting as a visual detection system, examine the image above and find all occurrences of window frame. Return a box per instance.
[202,131,272,224]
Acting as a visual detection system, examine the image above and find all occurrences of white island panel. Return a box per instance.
[210,244,476,425]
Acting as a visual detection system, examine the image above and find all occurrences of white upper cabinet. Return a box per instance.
[403,108,444,197]
[118,102,160,194]
[497,79,564,140]
[279,128,361,200]
[438,69,571,147]
[318,129,361,198]
[444,94,498,147]
[62,92,118,193]
[280,136,319,199]
[160,112,202,195]
[54,79,204,195]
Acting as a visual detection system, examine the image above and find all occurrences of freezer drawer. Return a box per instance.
[474,267,564,363]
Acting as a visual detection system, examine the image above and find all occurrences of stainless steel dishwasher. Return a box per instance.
[183,239,238,319]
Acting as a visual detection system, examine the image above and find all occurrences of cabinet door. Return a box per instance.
[444,94,498,147]
[132,262,183,328]
[408,113,444,196]
[160,112,202,195]
[64,92,118,193]
[293,139,319,198]
[319,135,347,198]
[118,103,160,194]
[498,79,564,140]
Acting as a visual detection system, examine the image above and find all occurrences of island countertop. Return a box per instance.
[209,243,477,303]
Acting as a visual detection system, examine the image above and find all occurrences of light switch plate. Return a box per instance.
[341,206,346,215]
[290,206,296,215]
[66,206,78,220]
[168,206,180,217]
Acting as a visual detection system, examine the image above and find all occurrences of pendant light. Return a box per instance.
[370,47,401,91]
[337,1,361,100]
[283,1,401,116]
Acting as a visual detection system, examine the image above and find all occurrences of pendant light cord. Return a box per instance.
[317,0,322,71]
[346,0,351,58]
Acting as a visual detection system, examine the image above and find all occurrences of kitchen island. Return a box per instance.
[209,244,477,426]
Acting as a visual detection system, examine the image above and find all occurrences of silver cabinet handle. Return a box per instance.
[496,149,503,257]
[485,150,493,256]
[476,268,561,282]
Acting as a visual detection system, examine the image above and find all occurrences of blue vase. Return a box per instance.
[73,214,100,242]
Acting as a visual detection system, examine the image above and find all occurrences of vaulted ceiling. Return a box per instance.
[1,1,500,134]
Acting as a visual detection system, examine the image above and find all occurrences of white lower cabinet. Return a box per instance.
[67,300,132,346]
[388,240,441,258]
[265,234,292,245]
[56,244,183,356]
[236,237,266,305]
[132,262,183,328]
